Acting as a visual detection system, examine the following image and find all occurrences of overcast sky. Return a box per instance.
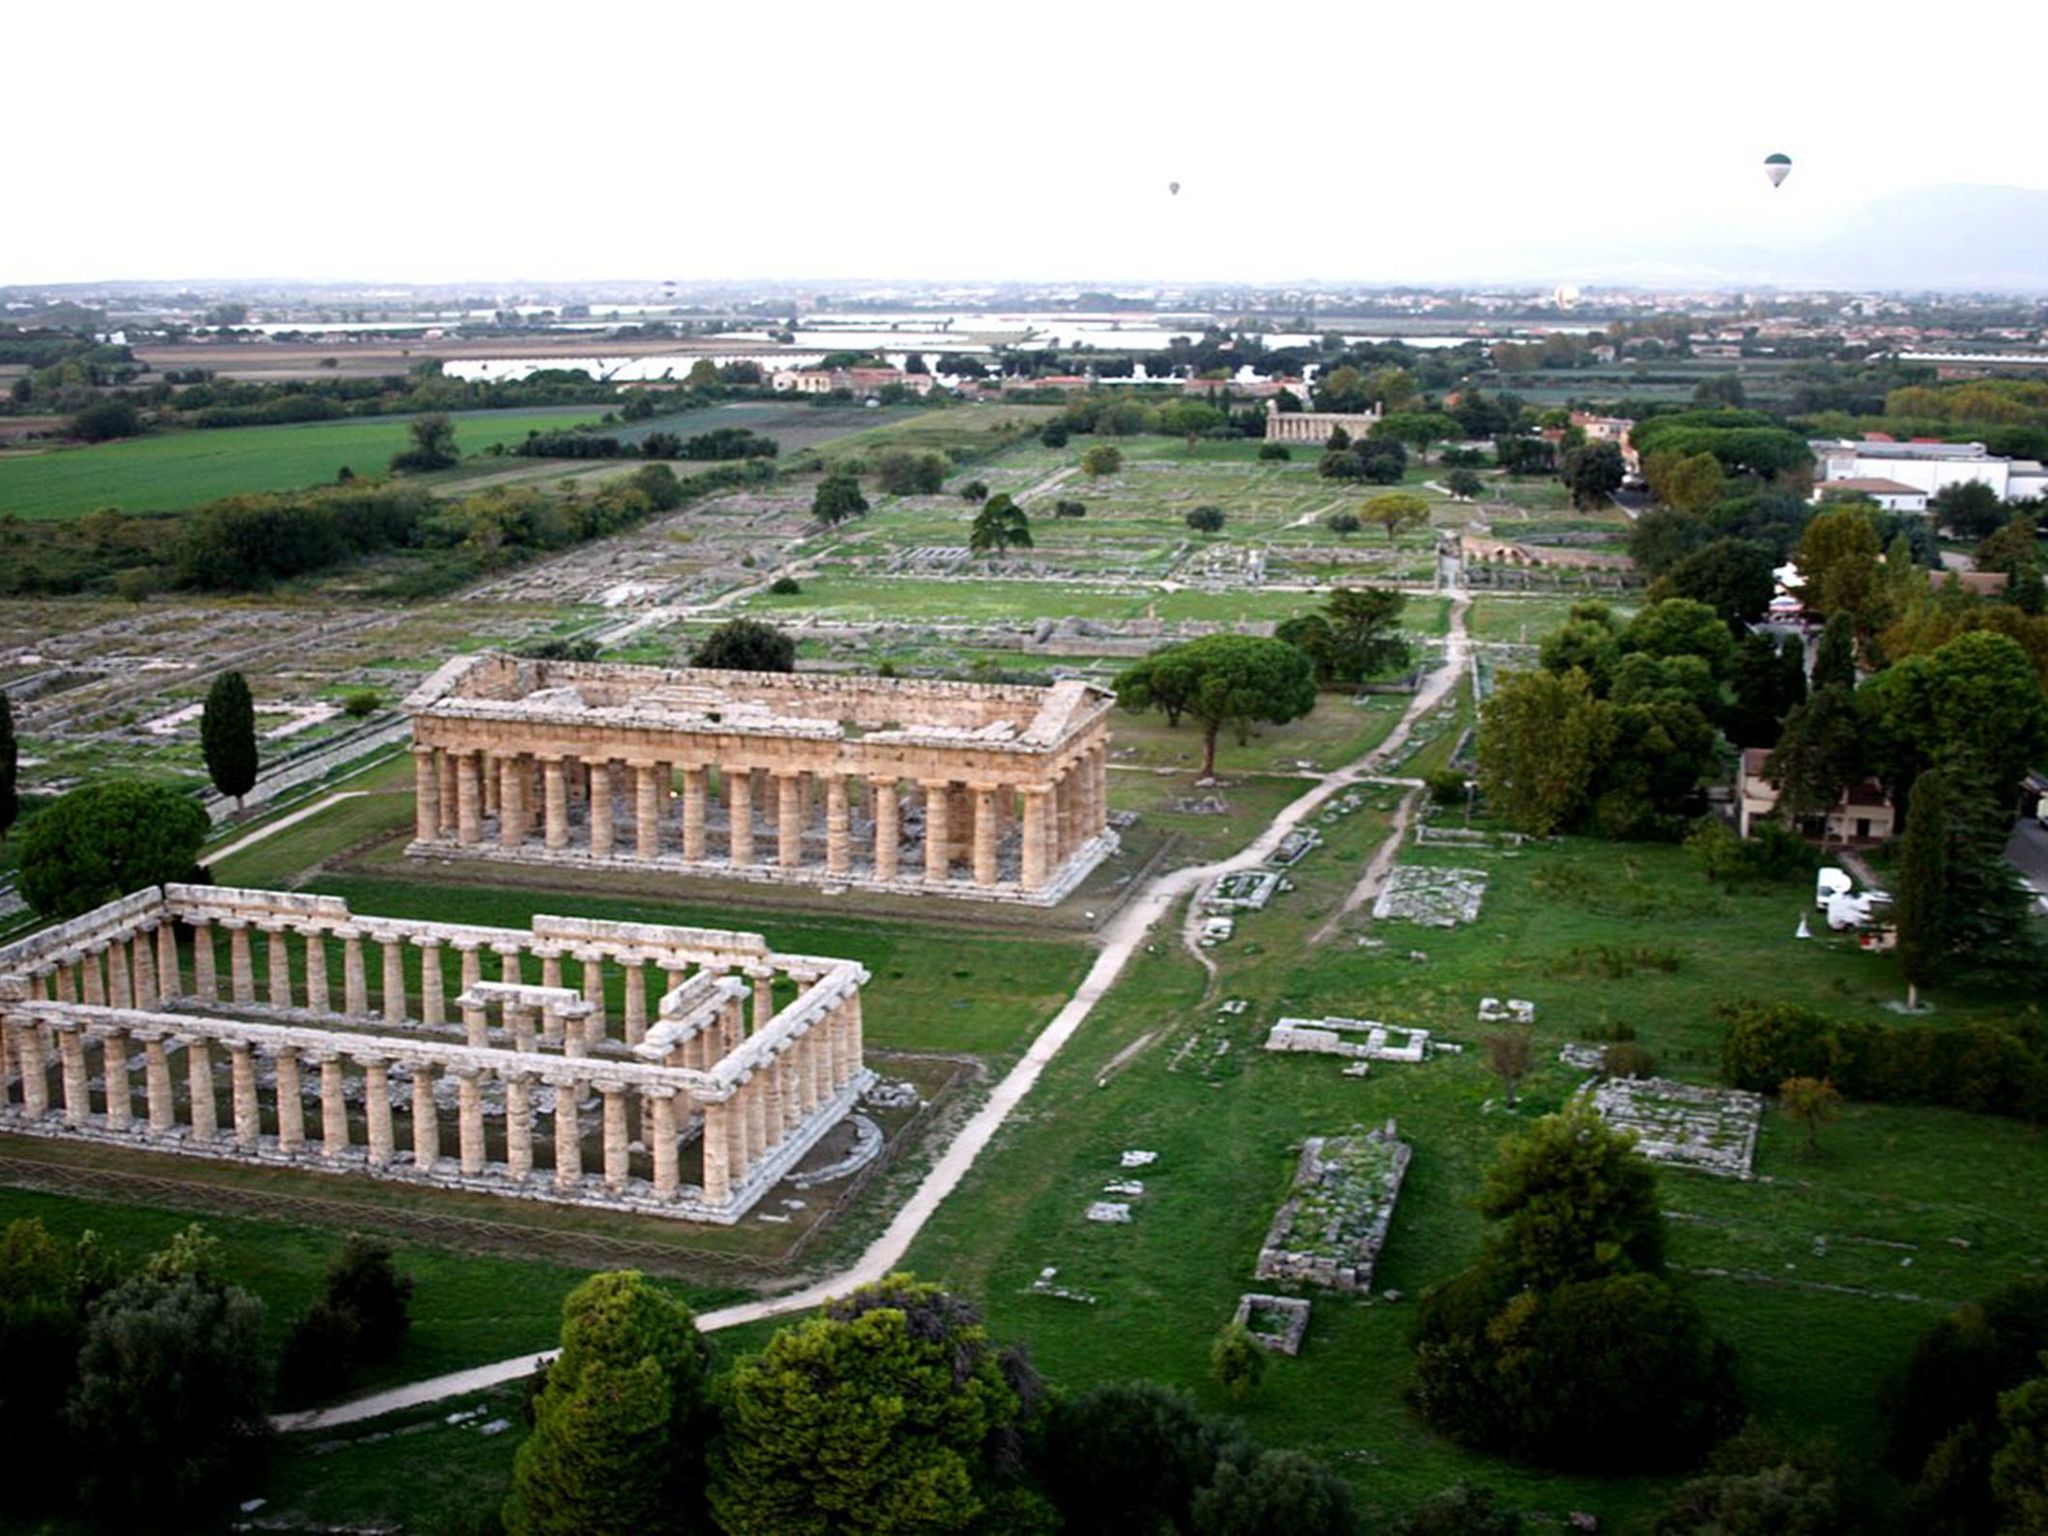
[12,0,2047,288]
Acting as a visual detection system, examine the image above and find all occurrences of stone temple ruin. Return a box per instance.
[0,884,875,1223]
[1585,1075,1764,1180]
[405,654,1116,904]
[1254,1122,1411,1293]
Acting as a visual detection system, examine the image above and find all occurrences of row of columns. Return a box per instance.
[414,742,1110,893]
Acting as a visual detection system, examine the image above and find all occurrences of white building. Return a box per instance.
[1808,439,2048,505]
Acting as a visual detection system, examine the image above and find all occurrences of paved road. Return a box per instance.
[274,592,1477,1435]
[2006,819,2048,913]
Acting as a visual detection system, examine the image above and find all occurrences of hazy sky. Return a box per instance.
[12,0,2047,287]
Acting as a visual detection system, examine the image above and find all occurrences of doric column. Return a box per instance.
[438,749,458,838]
[634,761,661,860]
[844,988,865,1070]
[192,918,218,1002]
[554,1082,583,1189]
[726,1081,750,1185]
[1021,787,1051,890]
[544,757,569,851]
[79,950,105,1006]
[497,942,522,987]
[381,938,408,1023]
[105,942,133,1010]
[700,1099,731,1204]
[58,1028,89,1125]
[304,929,331,1013]
[505,1073,534,1179]
[414,747,440,843]
[462,997,489,1049]
[363,1059,394,1168]
[623,959,648,1045]
[509,1005,537,1053]
[751,968,776,1031]
[13,1022,47,1117]
[745,1074,770,1160]
[411,1068,439,1167]
[761,1062,785,1149]
[52,960,75,1004]
[972,784,999,886]
[648,1091,678,1198]
[721,992,746,1055]
[601,1086,628,1191]
[458,941,482,995]
[418,939,444,1028]
[456,752,482,844]
[923,780,951,883]
[871,776,900,881]
[266,927,293,1009]
[588,760,615,858]
[776,771,805,869]
[187,1038,218,1140]
[143,1037,174,1131]
[102,1030,132,1129]
[320,1057,348,1159]
[500,755,528,848]
[541,948,563,993]
[229,1044,260,1148]
[825,774,851,876]
[458,1072,485,1175]
[341,932,368,1015]
[581,954,607,1044]
[682,766,707,862]
[133,930,159,1010]
[482,751,501,817]
[276,1048,305,1152]
[727,768,754,865]
[155,921,180,999]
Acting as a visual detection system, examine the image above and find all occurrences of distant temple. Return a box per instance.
[1263,399,1383,444]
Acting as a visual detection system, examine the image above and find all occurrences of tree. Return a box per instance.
[1037,1381,1245,1536]
[390,412,459,472]
[17,781,209,920]
[812,472,869,525]
[969,494,1033,558]
[1325,510,1362,537]
[1896,768,1951,1010]
[1212,1321,1266,1402]
[1765,685,1865,834]
[1812,612,1858,691]
[1362,491,1430,544]
[1081,443,1123,476]
[1185,505,1227,534]
[1630,507,1712,577]
[1645,449,1726,517]
[1728,633,1807,747]
[1159,400,1226,447]
[691,618,795,673]
[958,479,990,503]
[1395,1483,1522,1536]
[1476,1101,1667,1291]
[1562,441,1626,508]
[1119,635,1317,778]
[1445,467,1484,500]
[0,689,15,843]
[0,1219,88,1517]
[1993,1368,2048,1536]
[1190,1450,1359,1536]
[1277,587,1412,686]
[71,398,142,443]
[631,462,684,510]
[68,1266,269,1529]
[712,1274,1044,1536]
[1484,1030,1534,1108]
[1053,498,1086,518]
[505,1271,713,1536]
[875,449,948,496]
[1778,1076,1844,1155]
[1932,480,2007,540]
[1862,629,2048,812]
[1795,506,1885,628]
[1651,538,1775,629]
[1364,365,1418,412]
[1373,411,1459,464]
[201,670,258,810]
[1476,667,1613,835]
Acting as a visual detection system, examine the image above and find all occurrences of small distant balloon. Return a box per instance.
[1764,153,1792,189]
[1169,181,1180,196]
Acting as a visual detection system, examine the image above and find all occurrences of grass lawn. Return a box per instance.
[0,407,606,520]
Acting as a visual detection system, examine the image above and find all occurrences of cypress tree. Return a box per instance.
[0,689,17,842]
[200,671,258,812]
[1812,612,1857,692]
[1896,768,1950,1011]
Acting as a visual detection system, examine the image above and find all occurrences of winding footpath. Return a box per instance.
[276,591,1473,1435]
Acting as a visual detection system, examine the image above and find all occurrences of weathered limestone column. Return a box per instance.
[509,1005,537,1053]
[1020,788,1051,890]
[319,1057,348,1159]
[499,754,527,848]
[418,939,445,1028]
[781,1054,804,1132]
[492,940,519,987]
[504,1073,534,1179]
[458,941,483,995]
[275,1048,305,1152]
[700,1099,731,1204]
[972,784,999,887]
[438,750,458,838]
[1092,742,1111,837]
[823,774,851,877]
[79,951,105,1006]
[187,1038,218,1140]
[363,1059,394,1168]
[341,932,369,1016]
[304,928,331,1013]
[648,1090,679,1197]
[601,1086,629,1191]
[462,996,489,1049]
[381,938,408,1023]
[229,1044,260,1148]
[414,748,440,843]
[543,946,566,994]
[726,1081,751,1185]
[411,1067,439,1166]
[458,1072,485,1175]
[544,757,569,851]
[588,760,615,858]
[623,959,649,1046]
[580,954,607,1044]
[231,926,261,1003]
[871,776,900,881]
[106,942,133,1009]
[554,1081,583,1189]
[727,768,755,865]
[133,930,159,1010]
[58,1028,90,1125]
[746,1074,771,1159]
[143,1037,174,1131]
[761,1062,786,1149]
[844,988,865,1069]
[483,751,501,817]
[923,780,953,883]
[266,927,293,1009]
[634,761,662,860]
[456,751,482,845]
[776,772,805,869]
[52,960,76,1004]
[192,916,219,1002]
[682,766,707,862]
[156,921,181,999]
[750,968,775,1031]
[102,1030,133,1129]
[13,1021,48,1117]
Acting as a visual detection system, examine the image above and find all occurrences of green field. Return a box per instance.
[0,407,606,521]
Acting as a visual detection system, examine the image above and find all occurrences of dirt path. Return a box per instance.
[1016,465,1077,505]
[205,792,371,865]
[276,589,1476,1436]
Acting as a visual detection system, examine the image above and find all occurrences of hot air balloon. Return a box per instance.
[1169,181,1180,196]
[1763,153,1792,189]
